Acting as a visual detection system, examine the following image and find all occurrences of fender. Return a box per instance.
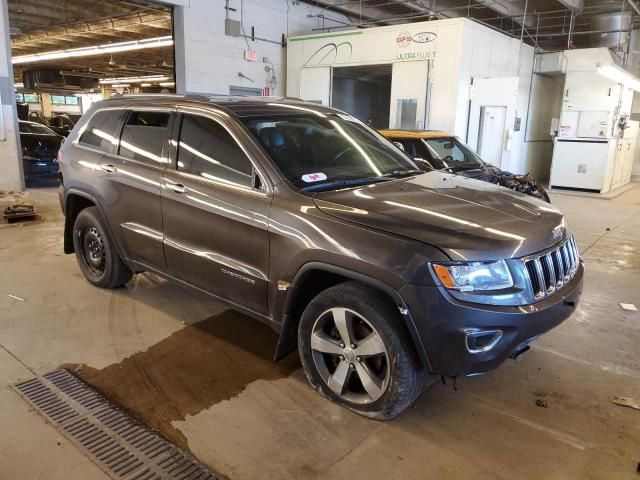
[63,187,128,265]
[274,261,433,371]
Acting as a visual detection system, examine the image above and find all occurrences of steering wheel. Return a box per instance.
[442,155,454,163]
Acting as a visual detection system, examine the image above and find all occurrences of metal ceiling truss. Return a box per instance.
[8,0,174,85]
[309,0,640,52]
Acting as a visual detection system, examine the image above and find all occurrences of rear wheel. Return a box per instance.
[72,207,132,288]
[298,282,425,420]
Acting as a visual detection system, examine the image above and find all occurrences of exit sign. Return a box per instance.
[244,49,257,62]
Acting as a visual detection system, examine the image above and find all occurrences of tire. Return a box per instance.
[298,281,425,420]
[72,206,132,289]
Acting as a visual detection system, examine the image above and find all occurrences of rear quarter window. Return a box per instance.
[78,110,125,153]
[119,111,171,165]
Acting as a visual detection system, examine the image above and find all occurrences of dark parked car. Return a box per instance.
[57,96,583,419]
[47,114,76,137]
[19,120,63,179]
[380,130,550,202]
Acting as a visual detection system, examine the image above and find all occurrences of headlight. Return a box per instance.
[432,259,513,292]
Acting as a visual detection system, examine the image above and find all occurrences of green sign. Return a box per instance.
[396,51,435,61]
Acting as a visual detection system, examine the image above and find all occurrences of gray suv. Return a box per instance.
[58,95,583,419]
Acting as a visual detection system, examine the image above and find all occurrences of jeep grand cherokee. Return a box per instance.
[57,95,583,419]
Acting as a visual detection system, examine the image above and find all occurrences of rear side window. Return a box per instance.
[177,114,253,187]
[78,110,123,153]
[119,111,170,165]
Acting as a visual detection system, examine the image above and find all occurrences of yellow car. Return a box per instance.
[380,129,550,202]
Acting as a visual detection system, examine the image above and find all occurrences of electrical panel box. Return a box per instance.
[577,111,610,138]
[225,18,241,37]
[558,111,579,137]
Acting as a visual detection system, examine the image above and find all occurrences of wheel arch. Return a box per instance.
[63,189,127,266]
[274,262,432,371]
[63,189,98,254]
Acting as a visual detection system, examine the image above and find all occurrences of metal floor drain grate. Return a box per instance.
[12,369,217,480]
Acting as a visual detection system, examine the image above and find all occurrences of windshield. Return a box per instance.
[19,122,57,135]
[418,137,484,171]
[241,113,420,191]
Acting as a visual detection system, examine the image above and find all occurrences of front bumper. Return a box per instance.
[400,262,584,377]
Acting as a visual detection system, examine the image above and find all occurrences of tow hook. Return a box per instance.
[509,344,530,361]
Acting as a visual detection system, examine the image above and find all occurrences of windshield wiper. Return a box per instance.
[451,164,484,171]
[382,169,423,178]
[302,177,392,192]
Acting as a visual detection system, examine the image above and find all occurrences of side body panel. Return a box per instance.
[90,109,173,270]
[161,108,272,315]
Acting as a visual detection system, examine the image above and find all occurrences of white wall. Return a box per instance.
[286,19,468,134]
[173,0,347,96]
[0,0,23,191]
[457,22,535,175]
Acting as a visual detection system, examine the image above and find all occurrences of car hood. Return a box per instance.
[312,171,566,261]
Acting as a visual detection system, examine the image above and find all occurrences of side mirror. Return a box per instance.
[392,141,405,152]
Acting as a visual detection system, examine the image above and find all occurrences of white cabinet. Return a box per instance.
[550,139,612,192]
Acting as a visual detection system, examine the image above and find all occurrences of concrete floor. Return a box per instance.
[1,184,640,479]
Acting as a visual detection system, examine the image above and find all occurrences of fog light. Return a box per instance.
[465,329,503,354]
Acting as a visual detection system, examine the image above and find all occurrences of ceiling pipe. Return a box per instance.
[535,27,632,38]
[625,0,640,17]
[479,4,636,22]
[521,0,528,41]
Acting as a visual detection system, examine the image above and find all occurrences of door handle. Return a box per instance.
[101,163,116,173]
[167,183,187,194]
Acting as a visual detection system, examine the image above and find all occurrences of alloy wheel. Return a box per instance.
[310,307,390,404]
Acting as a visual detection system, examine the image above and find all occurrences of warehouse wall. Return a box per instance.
[457,22,535,176]
[0,0,23,191]
[173,0,347,96]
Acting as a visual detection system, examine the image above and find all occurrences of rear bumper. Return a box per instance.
[400,262,584,377]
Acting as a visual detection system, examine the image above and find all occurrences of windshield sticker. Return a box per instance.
[301,172,327,183]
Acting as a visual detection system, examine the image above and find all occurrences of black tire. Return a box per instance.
[72,206,132,289]
[298,281,424,420]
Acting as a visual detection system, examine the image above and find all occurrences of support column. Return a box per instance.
[41,93,52,118]
[0,0,23,191]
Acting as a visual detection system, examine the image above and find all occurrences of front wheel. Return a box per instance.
[298,282,425,420]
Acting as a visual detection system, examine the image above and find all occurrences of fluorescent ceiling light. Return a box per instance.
[14,82,24,88]
[111,84,131,88]
[100,75,171,85]
[159,82,175,87]
[12,36,173,65]
[140,83,152,87]
[596,62,640,92]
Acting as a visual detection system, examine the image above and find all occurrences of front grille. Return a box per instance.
[524,234,580,301]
